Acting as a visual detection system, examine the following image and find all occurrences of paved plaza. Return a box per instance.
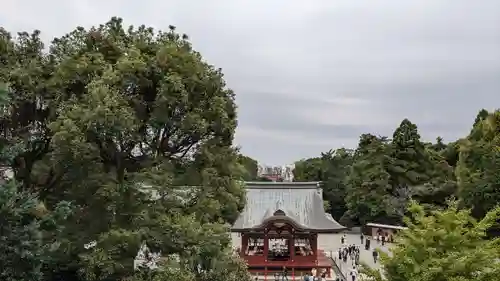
[318,233,390,278]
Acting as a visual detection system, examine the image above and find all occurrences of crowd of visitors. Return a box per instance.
[335,233,382,281]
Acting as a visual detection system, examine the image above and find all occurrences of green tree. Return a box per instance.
[236,154,258,181]
[345,135,397,225]
[431,136,447,152]
[457,110,500,219]
[0,181,71,281]
[0,180,46,281]
[293,157,325,181]
[340,120,459,225]
[389,118,432,189]
[364,201,500,281]
[0,18,250,281]
[413,139,457,208]
[0,85,71,281]
[469,109,492,141]
[441,140,460,168]
[293,149,354,221]
[473,108,489,127]
[320,148,354,220]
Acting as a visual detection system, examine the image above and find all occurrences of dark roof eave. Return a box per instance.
[244,181,321,189]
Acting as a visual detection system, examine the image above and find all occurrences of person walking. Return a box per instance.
[360,233,364,244]
[349,266,358,281]
[282,266,288,281]
[372,248,379,264]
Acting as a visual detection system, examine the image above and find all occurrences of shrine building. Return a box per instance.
[232,182,346,278]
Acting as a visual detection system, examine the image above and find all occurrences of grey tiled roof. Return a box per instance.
[232,182,346,232]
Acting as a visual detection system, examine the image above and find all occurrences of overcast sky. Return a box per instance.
[1,1,500,165]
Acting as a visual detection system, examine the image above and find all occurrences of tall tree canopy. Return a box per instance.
[345,135,396,225]
[236,154,259,181]
[294,149,354,221]
[296,119,459,226]
[0,82,71,281]
[389,118,432,189]
[0,17,250,281]
[294,157,325,182]
[457,109,500,219]
[320,148,354,221]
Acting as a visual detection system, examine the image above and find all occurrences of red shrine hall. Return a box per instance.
[232,182,346,278]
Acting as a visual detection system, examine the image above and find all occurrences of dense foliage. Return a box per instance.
[294,112,499,227]
[362,201,500,281]
[0,84,71,281]
[0,18,251,281]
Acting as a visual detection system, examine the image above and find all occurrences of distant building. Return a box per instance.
[364,222,407,242]
[257,164,295,182]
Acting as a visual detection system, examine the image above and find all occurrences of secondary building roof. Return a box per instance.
[366,222,407,230]
[232,182,346,232]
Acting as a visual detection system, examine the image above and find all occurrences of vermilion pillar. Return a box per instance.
[312,234,318,258]
[241,233,248,255]
[264,229,269,281]
[263,230,269,259]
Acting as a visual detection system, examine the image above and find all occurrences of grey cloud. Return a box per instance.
[237,92,377,139]
[1,0,500,164]
[235,132,334,166]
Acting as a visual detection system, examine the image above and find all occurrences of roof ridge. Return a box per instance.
[232,182,346,232]
[245,182,320,189]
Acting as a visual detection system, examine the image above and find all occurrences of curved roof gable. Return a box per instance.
[232,182,346,232]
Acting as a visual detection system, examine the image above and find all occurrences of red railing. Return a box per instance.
[240,253,320,267]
